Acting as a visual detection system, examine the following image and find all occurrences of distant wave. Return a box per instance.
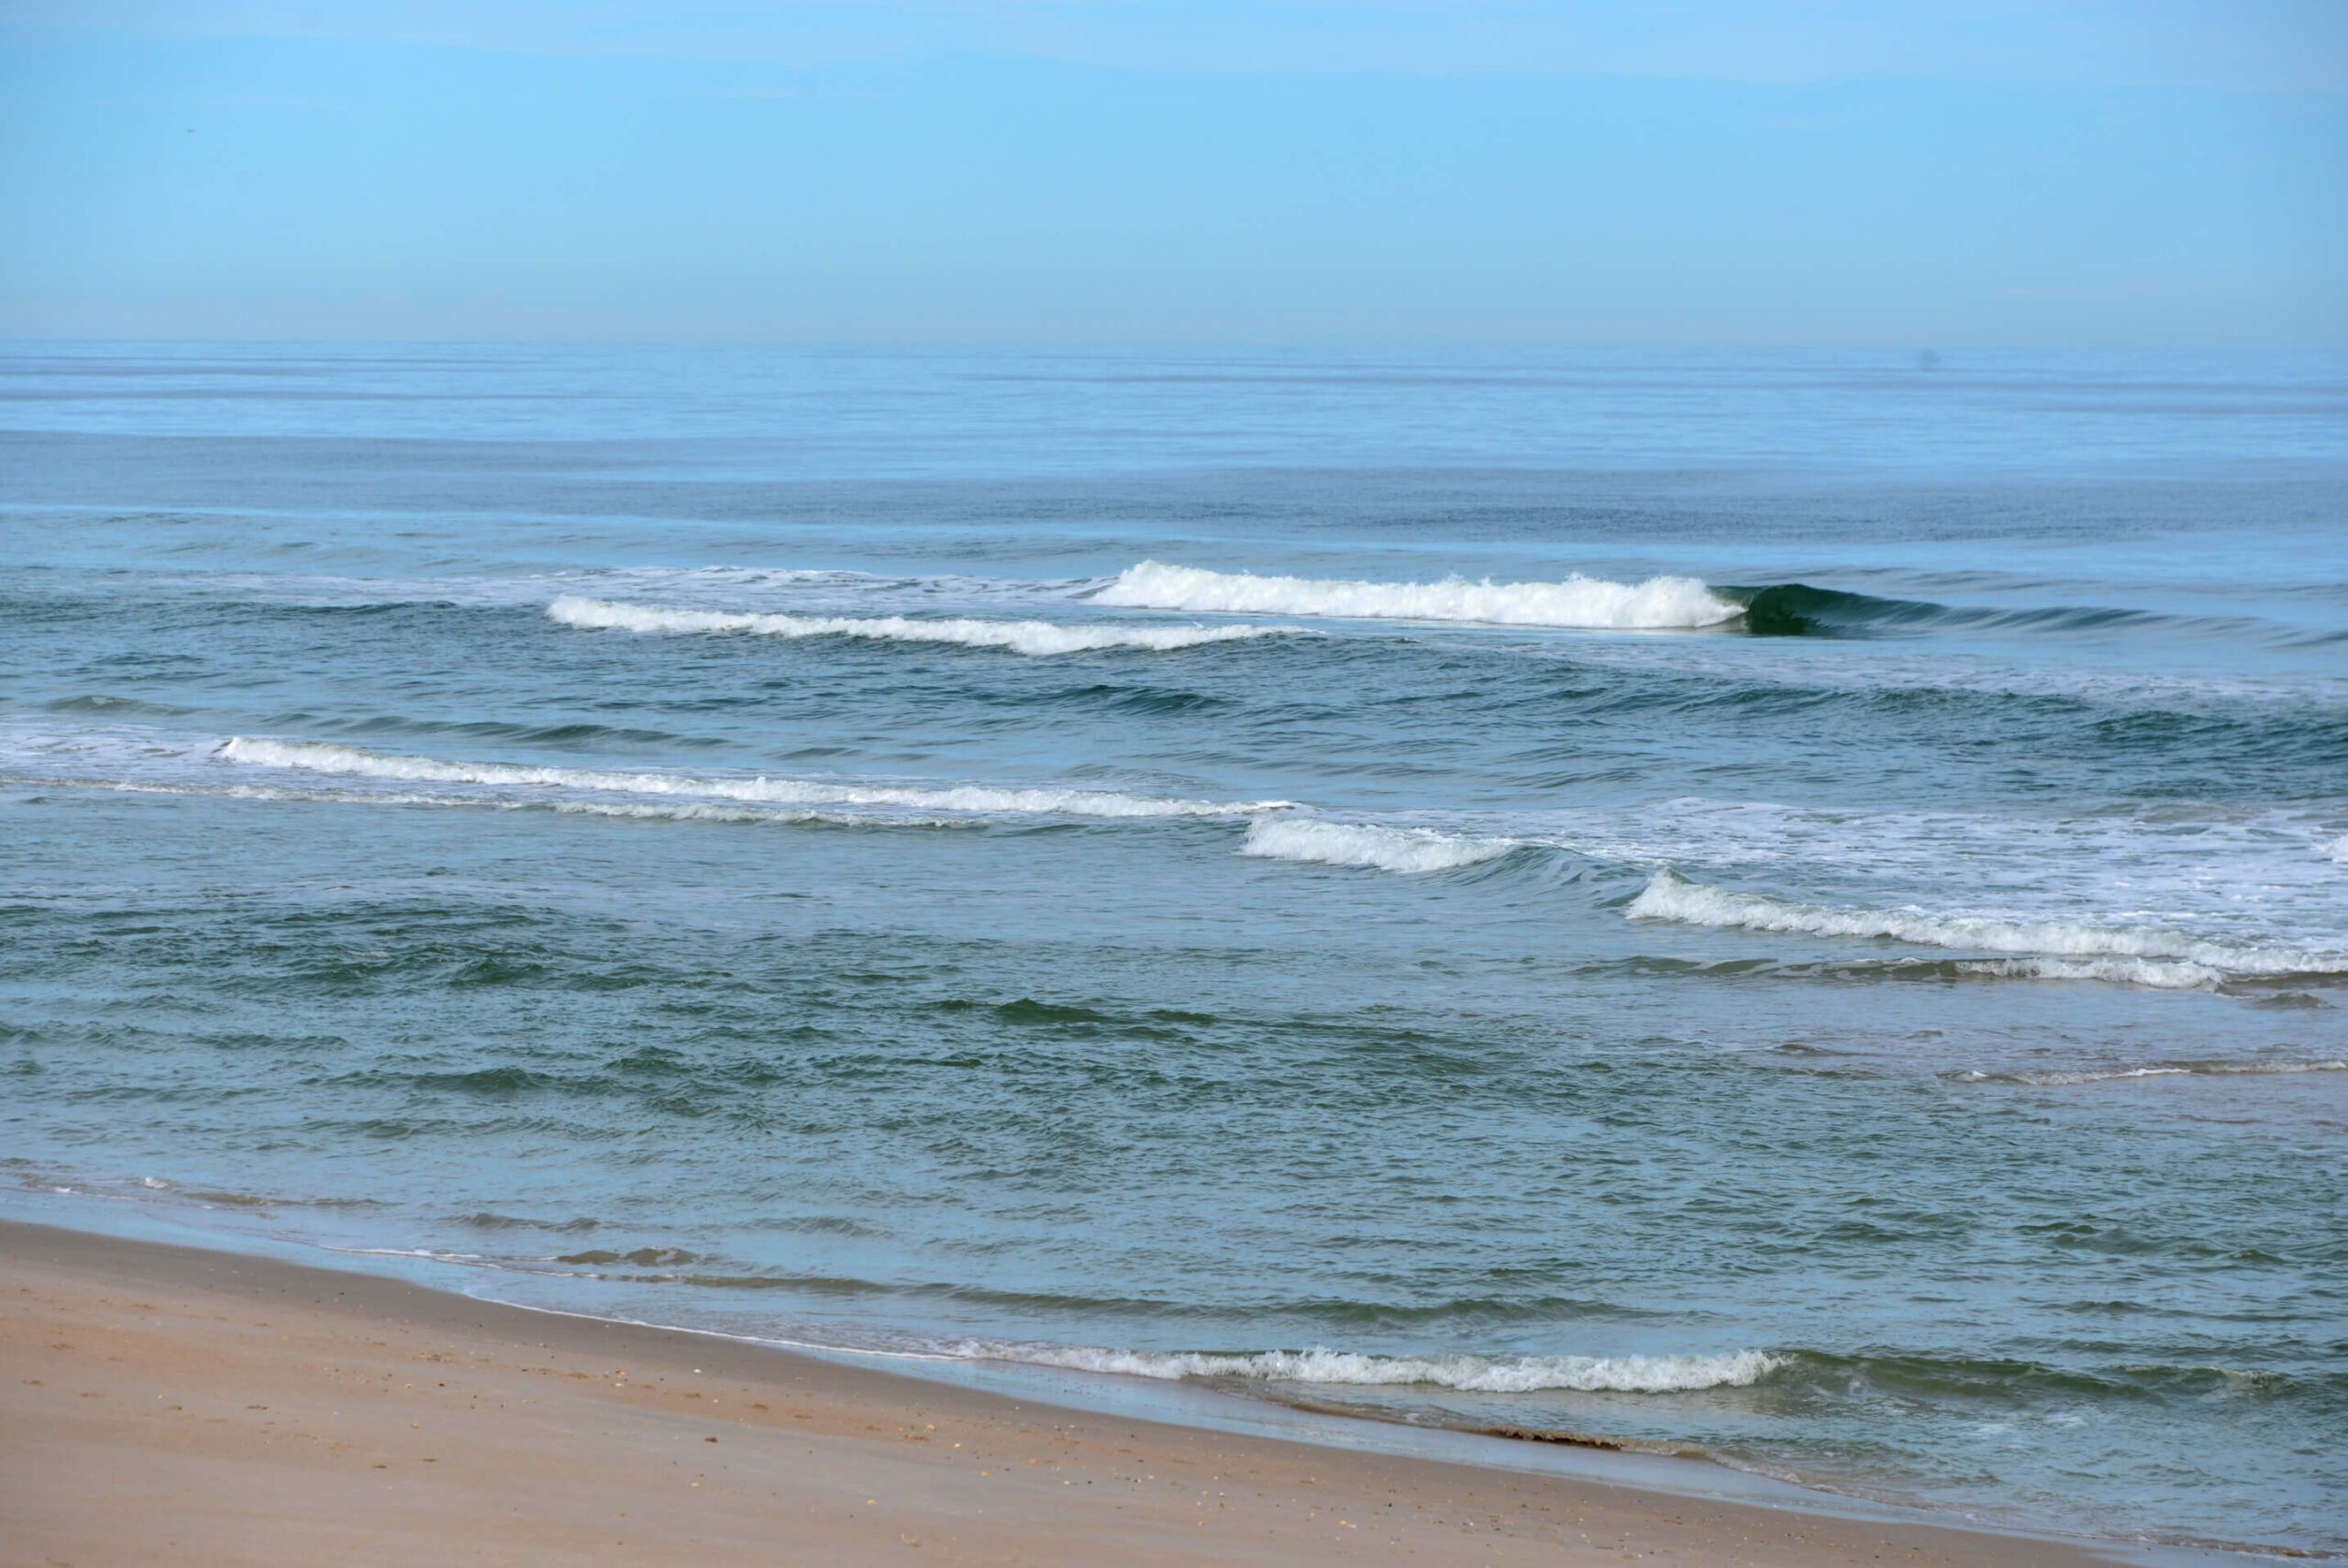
[1946,1058,2347,1087]
[548,595,1284,656]
[956,1342,1778,1394]
[6,774,963,831]
[1627,869,2344,987]
[1092,561,1740,630]
[217,737,1293,820]
[1240,818,1522,874]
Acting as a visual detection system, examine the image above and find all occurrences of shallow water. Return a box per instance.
[3,343,2343,1553]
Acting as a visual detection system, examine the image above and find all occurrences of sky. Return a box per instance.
[1,2,2342,345]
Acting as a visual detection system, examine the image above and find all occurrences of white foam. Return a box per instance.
[1240,818,1521,874]
[1951,1059,2346,1086]
[2323,836,2348,866]
[955,1342,1778,1394]
[537,800,883,826]
[1627,870,2344,984]
[1091,560,1741,630]
[1947,957,2230,990]
[1995,1068,2196,1086]
[216,736,1292,820]
[548,595,1285,656]
[5,773,965,831]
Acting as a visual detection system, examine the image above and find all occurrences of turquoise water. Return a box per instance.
[3,343,2343,1553]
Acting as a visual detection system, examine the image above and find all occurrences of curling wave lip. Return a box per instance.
[1091,560,1742,630]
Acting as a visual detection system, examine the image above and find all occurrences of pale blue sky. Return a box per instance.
[2,2,2342,343]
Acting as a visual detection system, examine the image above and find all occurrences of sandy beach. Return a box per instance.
[1,1220,2160,1568]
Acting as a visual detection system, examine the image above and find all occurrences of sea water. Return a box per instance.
[1,343,2342,1553]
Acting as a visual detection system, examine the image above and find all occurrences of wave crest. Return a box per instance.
[1240,818,1521,874]
[958,1342,1778,1393]
[1945,957,2231,989]
[1627,870,2344,986]
[1091,561,1740,630]
[216,737,1293,820]
[548,595,1283,656]
[1947,1059,2347,1087]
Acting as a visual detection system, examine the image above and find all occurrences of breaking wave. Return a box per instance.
[6,773,972,831]
[1944,957,2233,989]
[1946,1059,2348,1087]
[548,595,1287,656]
[216,737,1294,820]
[957,1342,1779,1394]
[1239,818,1522,874]
[1626,869,2345,987]
[1091,561,1740,630]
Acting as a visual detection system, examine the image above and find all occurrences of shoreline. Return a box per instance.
[0,1216,2228,1566]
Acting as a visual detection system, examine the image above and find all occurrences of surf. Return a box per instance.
[548,594,1290,656]
[1627,868,2347,986]
[216,736,1296,820]
[948,1341,1780,1394]
[1091,561,1742,630]
[1238,818,1523,873]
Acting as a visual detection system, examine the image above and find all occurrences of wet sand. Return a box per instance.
[2,1220,2151,1566]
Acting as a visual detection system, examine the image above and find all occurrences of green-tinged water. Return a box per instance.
[3,344,2343,1552]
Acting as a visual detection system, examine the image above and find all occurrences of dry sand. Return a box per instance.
[3,1220,2151,1566]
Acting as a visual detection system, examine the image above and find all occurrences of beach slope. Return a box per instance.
[2,1220,2132,1566]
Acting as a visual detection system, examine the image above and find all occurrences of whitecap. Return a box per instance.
[216,736,1293,820]
[548,595,1286,656]
[1091,560,1741,630]
[1626,869,2344,985]
[1949,1059,2345,1086]
[1948,957,2230,990]
[1240,818,1521,874]
[5,773,967,831]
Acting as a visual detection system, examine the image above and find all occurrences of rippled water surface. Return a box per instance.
[3,343,2344,1553]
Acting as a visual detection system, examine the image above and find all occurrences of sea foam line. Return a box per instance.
[216,737,1294,820]
[1091,560,1741,630]
[548,595,1287,656]
[1627,869,2343,986]
[0,774,972,831]
[947,1342,1779,1394]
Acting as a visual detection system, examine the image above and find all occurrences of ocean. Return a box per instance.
[2,342,2342,1554]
